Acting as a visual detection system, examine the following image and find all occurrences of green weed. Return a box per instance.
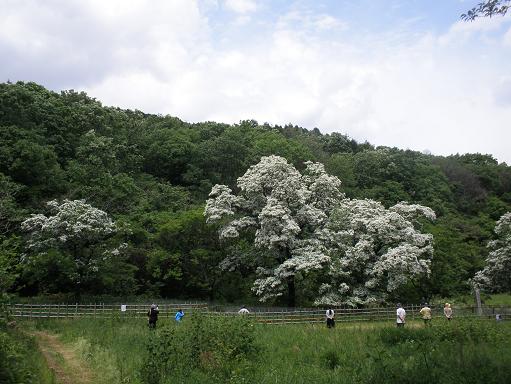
[17,318,511,384]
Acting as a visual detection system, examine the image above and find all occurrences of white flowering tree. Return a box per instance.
[205,155,344,306]
[473,212,511,292]
[21,199,118,294]
[316,199,436,306]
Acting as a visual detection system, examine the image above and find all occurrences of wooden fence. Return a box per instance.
[10,303,510,324]
[11,302,208,319]
[214,304,511,324]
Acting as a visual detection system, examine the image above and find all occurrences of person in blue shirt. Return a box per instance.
[175,309,184,322]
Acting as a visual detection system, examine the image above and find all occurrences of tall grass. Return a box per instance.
[25,317,147,384]
[20,318,511,384]
[485,293,511,306]
[0,327,55,384]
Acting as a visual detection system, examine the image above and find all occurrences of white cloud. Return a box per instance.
[314,14,345,30]
[233,15,252,25]
[276,9,347,33]
[504,26,511,45]
[224,0,257,14]
[439,14,511,45]
[494,77,511,106]
[1,0,510,164]
[0,0,209,87]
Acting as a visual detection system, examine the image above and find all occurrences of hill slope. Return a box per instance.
[1,81,510,304]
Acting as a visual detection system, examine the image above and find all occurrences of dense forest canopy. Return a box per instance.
[0,81,510,305]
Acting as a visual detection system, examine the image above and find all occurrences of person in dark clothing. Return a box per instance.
[326,308,335,328]
[147,304,159,329]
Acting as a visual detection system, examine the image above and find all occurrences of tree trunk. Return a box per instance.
[281,247,296,308]
[287,275,296,308]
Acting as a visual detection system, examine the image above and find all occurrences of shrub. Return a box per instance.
[0,292,12,326]
[0,329,54,384]
[372,321,511,384]
[322,350,341,370]
[379,320,510,346]
[141,313,260,384]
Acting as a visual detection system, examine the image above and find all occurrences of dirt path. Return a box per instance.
[33,331,95,384]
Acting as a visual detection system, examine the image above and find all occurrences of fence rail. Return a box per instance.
[11,303,208,319]
[10,303,511,324]
[215,305,511,324]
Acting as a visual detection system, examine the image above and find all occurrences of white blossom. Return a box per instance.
[389,202,436,222]
[21,199,119,283]
[316,199,435,306]
[252,276,285,301]
[205,155,344,302]
[204,185,238,223]
[205,156,435,306]
[21,199,115,252]
[473,212,511,292]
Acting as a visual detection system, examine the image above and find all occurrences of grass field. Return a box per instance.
[0,327,55,384]
[433,293,511,307]
[18,315,511,384]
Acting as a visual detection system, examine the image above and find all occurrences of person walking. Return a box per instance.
[396,303,406,328]
[147,304,159,329]
[175,308,184,322]
[443,303,452,321]
[420,303,432,327]
[326,308,335,328]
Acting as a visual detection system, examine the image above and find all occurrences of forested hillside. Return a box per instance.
[1,81,510,305]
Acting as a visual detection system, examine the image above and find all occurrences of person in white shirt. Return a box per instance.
[326,308,335,328]
[238,306,250,315]
[443,303,452,321]
[396,303,406,327]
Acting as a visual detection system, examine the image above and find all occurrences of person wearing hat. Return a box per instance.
[443,303,452,321]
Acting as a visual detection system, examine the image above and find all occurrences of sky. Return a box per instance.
[1,0,510,163]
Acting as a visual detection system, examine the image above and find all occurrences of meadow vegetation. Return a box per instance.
[18,315,511,384]
[0,297,54,384]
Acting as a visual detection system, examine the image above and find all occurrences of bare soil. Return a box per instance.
[34,331,94,384]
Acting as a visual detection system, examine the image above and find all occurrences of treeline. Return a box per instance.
[0,81,510,304]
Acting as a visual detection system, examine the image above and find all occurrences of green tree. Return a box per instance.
[141,127,197,184]
[248,130,314,168]
[0,127,65,200]
[0,236,22,294]
[153,208,224,299]
[20,200,128,297]
[474,212,511,292]
[0,173,25,236]
[462,0,510,20]
[205,156,344,307]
